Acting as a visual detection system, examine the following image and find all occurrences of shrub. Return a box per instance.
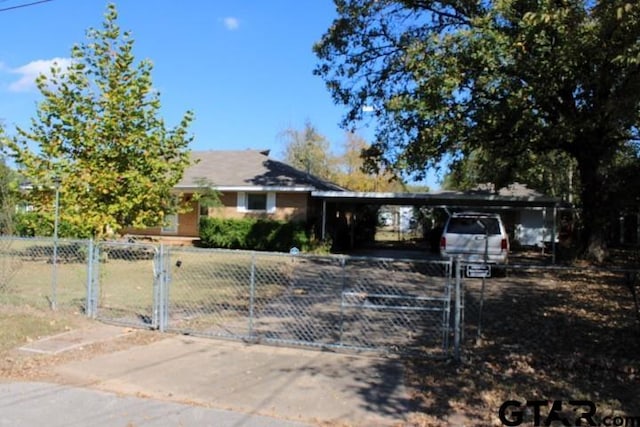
[14,212,93,239]
[199,217,311,252]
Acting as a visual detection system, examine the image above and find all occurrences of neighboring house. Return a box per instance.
[126,149,344,238]
[471,182,570,247]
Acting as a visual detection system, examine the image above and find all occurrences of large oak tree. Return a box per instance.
[314,0,640,261]
[5,4,194,238]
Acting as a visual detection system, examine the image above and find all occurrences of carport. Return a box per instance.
[312,186,572,263]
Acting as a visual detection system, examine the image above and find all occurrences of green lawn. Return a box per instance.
[0,306,86,353]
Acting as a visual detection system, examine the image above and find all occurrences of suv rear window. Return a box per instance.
[447,217,501,235]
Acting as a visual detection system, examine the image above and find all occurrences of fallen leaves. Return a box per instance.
[406,267,640,425]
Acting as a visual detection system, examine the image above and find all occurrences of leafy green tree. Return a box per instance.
[605,143,640,213]
[314,0,640,261]
[334,132,405,191]
[192,177,221,215]
[443,148,577,202]
[4,4,194,238]
[0,127,23,290]
[281,120,335,180]
[0,127,19,235]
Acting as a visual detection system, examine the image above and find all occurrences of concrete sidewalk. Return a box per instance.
[46,328,416,426]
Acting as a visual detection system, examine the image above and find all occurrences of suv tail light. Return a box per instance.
[501,238,508,251]
[440,236,446,250]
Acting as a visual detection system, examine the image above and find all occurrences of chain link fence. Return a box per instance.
[0,236,89,311]
[155,247,454,354]
[459,261,640,351]
[12,235,638,358]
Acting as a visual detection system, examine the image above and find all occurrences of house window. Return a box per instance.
[237,192,276,213]
[162,214,178,234]
[247,193,267,211]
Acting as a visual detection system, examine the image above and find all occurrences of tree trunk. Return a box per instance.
[576,155,610,263]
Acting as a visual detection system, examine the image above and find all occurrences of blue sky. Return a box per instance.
[0,0,438,188]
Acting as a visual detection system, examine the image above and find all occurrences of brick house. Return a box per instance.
[126,149,344,239]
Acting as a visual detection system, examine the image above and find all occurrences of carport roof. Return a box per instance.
[311,189,571,208]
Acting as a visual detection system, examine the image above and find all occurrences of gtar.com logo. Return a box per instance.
[498,400,640,427]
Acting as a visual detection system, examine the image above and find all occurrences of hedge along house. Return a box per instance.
[125,149,345,240]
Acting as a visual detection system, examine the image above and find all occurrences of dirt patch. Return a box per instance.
[403,268,640,426]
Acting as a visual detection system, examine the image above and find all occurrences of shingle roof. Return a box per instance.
[176,149,344,191]
[473,182,544,197]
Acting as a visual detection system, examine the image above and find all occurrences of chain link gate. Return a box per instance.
[339,257,453,353]
[91,241,160,329]
[161,246,455,355]
[89,243,458,355]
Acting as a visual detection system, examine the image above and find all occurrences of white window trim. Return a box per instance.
[237,192,276,214]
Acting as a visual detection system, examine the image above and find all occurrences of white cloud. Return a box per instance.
[222,17,240,31]
[7,57,72,92]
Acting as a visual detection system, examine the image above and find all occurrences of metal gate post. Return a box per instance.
[442,260,452,351]
[160,244,170,332]
[152,245,162,330]
[454,257,462,361]
[248,252,256,338]
[85,239,95,318]
[90,240,102,318]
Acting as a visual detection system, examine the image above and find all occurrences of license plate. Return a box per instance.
[466,264,491,278]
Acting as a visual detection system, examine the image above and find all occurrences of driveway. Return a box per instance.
[14,324,420,426]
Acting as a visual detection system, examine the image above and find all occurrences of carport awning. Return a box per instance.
[311,190,570,209]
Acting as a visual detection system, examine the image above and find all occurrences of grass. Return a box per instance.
[92,249,295,330]
[0,259,87,309]
[1,243,297,330]
[0,238,88,310]
[0,305,86,353]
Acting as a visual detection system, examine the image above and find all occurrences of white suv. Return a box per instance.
[439,212,509,264]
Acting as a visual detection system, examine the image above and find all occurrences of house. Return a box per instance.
[126,149,344,239]
[469,182,569,247]
[127,149,570,254]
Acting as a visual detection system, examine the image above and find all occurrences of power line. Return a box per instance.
[0,0,53,13]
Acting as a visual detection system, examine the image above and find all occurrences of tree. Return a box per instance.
[4,4,194,238]
[281,120,335,180]
[0,127,22,290]
[334,132,405,191]
[314,1,640,261]
[443,148,577,202]
[0,127,19,235]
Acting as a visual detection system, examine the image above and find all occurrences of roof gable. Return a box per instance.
[177,149,344,191]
